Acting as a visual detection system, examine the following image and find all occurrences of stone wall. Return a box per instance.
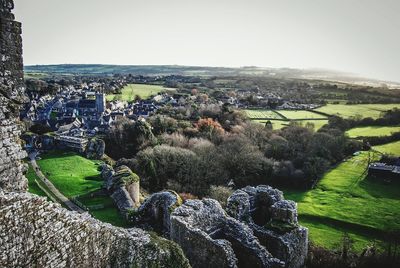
[0,191,190,267]
[0,0,27,192]
[0,1,190,267]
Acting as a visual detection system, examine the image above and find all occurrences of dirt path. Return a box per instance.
[29,152,86,213]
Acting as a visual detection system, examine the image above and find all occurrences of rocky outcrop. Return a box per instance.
[226,186,308,268]
[133,190,182,235]
[0,0,28,192]
[170,198,284,268]
[85,138,105,160]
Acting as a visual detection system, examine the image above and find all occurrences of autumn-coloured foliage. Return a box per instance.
[195,118,225,137]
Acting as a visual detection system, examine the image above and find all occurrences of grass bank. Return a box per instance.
[284,151,400,252]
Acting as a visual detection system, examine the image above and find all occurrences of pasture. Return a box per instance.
[373,141,400,155]
[284,151,400,251]
[244,109,283,119]
[315,104,400,119]
[276,110,327,120]
[346,126,400,138]
[255,119,328,130]
[106,83,169,102]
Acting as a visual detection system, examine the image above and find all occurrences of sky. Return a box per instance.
[14,0,400,82]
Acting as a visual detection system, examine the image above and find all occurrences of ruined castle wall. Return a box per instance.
[0,191,189,267]
[0,0,27,192]
[0,1,189,267]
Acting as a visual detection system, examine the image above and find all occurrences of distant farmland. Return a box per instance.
[244,109,284,120]
[373,140,400,155]
[106,83,173,102]
[315,103,400,119]
[246,109,328,130]
[346,126,400,138]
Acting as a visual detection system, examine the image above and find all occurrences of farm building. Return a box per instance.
[368,161,400,179]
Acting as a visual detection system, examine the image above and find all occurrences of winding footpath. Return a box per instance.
[29,152,86,213]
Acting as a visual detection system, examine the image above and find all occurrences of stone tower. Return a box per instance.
[96,92,106,113]
[0,0,28,192]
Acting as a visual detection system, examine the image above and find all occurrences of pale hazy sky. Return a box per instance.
[14,0,400,82]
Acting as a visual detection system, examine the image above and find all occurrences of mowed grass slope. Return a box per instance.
[106,83,168,102]
[36,151,129,227]
[346,126,400,138]
[315,104,400,119]
[37,151,103,197]
[284,151,400,251]
[373,141,400,155]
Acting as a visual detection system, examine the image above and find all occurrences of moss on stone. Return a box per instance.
[264,219,299,234]
[146,232,191,268]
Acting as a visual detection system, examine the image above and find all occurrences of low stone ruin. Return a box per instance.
[226,185,308,268]
[133,190,182,235]
[85,138,105,159]
[170,198,284,268]
[164,185,307,268]
[101,164,140,218]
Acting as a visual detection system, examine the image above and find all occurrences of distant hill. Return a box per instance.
[24,64,400,89]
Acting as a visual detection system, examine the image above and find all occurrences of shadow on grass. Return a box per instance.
[359,175,400,200]
[85,175,103,181]
[300,214,390,242]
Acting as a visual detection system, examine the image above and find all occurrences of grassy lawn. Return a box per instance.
[78,195,130,227]
[315,104,400,119]
[36,151,129,227]
[276,110,327,120]
[106,83,167,102]
[373,141,400,155]
[346,126,400,138]
[36,151,103,197]
[284,151,400,252]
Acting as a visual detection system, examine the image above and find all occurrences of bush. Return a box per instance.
[207,185,233,208]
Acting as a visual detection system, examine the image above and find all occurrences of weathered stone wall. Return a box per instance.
[0,1,190,267]
[0,0,27,192]
[0,191,190,267]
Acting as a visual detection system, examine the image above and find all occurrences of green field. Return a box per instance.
[284,151,400,251]
[315,104,400,119]
[276,110,327,120]
[346,126,400,138]
[245,109,283,119]
[255,119,329,130]
[35,151,128,226]
[77,195,130,227]
[373,141,400,155]
[37,151,103,197]
[247,109,328,130]
[106,83,169,102]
